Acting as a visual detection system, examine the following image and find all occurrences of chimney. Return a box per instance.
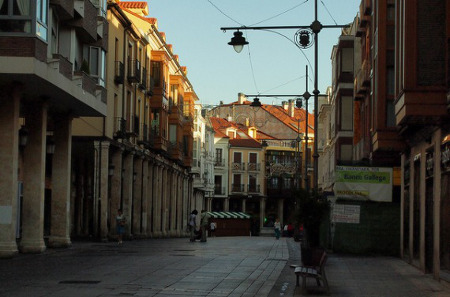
[245,118,250,127]
[282,101,288,110]
[227,114,232,122]
[238,92,246,104]
[288,99,295,117]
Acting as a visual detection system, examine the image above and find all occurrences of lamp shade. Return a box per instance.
[228,31,248,53]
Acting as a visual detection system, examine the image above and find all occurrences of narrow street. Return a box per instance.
[1,236,449,297]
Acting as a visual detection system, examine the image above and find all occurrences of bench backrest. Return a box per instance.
[318,252,327,273]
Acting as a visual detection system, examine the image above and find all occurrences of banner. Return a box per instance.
[333,166,393,202]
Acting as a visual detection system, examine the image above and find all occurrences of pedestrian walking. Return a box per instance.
[200,210,210,242]
[274,218,281,240]
[188,209,198,242]
[116,209,126,244]
[210,221,217,237]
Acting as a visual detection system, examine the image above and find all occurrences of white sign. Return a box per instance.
[332,204,360,224]
[333,166,393,202]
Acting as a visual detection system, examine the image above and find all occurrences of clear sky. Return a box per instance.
[144,0,361,108]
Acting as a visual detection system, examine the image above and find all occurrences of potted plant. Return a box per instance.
[295,188,329,266]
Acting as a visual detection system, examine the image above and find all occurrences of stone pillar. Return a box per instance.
[141,159,149,237]
[278,198,284,225]
[260,198,266,233]
[242,198,247,213]
[110,148,123,237]
[98,141,110,242]
[146,160,154,237]
[48,116,73,248]
[152,164,162,237]
[132,156,143,237]
[20,101,48,253]
[169,170,177,236]
[177,173,183,236]
[122,152,134,238]
[224,198,230,211]
[181,175,189,234]
[0,89,20,258]
[161,166,168,237]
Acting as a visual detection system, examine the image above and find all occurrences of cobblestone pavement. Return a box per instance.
[0,237,288,297]
[1,236,450,297]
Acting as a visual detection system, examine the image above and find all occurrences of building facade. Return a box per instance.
[0,0,199,258]
[0,0,108,256]
[395,0,450,281]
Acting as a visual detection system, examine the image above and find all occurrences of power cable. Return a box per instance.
[207,0,244,26]
[320,0,338,25]
[249,0,309,26]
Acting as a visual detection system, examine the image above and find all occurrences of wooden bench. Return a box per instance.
[294,250,329,294]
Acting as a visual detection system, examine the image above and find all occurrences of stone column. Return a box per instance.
[152,164,162,237]
[161,166,168,237]
[260,198,266,233]
[278,198,284,225]
[224,198,230,211]
[146,160,154,237]
[181,175,188,233]
[242,198,247,213]
[169,170,177,236]
[141,158,149,237]
[98,141,110,242]
[48,116,73,248]
[177,173,183,236]
[132,156,143,237]
[110,148,123,237]
[20,101,48,253]
[0,89,20,258]
[122,152,134,238]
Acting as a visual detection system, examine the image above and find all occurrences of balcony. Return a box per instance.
[231,184,245,193]
[127,59,141,83]
[138,123,151,148]
[139,67,147,90]
[114,61,124,84]
[69,0,98,43]
[354,60,371,99]
[247,162,261,171]
[168,141,183,162]
[214,158,225,167]
[149,127,168,152]
[248,184,261,193]
[49,0,74,20]
[214,186,226,195]
[114,117,126,139]
[231,162,245,171]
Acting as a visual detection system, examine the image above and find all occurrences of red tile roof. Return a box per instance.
[230,138,262,148]
[118,1,147,9]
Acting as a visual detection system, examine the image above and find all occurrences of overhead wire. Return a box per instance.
[207,0,315,99]
[249,0,309,26]
[320,0,338,25]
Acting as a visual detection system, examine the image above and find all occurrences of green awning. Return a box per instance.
[207,212,251,219]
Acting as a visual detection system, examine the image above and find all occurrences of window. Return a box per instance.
[151,61,161,87]
[50,11,58,54]
[36,0,47,40]
[89,46,106,87]
[169,124,177,144]
[215,148,222,163]
[386,100,395,127]
[0,0,33,34]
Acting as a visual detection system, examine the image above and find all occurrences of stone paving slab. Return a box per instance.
[1,237,450,297]
[0,237,288,297]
